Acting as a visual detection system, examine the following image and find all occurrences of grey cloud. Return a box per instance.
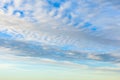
[0,38,86,62]
[0,38,120,64]
[88,53,120,63]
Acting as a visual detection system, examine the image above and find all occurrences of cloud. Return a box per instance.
[0,38,119,66]
[87,53,120,63]
[0,12,119,54]
[0,0,120,72]
[94,67,120,72]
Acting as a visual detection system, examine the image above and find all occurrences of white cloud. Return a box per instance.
[0,0,120,71]
[0,12,119,54]
[95,67,120,72]
[87,54,102,60]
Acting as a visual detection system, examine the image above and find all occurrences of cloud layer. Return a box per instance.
[0,0,120,72]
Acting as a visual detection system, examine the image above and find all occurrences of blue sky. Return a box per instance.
[0,0,120,80]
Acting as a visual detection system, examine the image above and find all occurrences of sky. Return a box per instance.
[0,0,120,80]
